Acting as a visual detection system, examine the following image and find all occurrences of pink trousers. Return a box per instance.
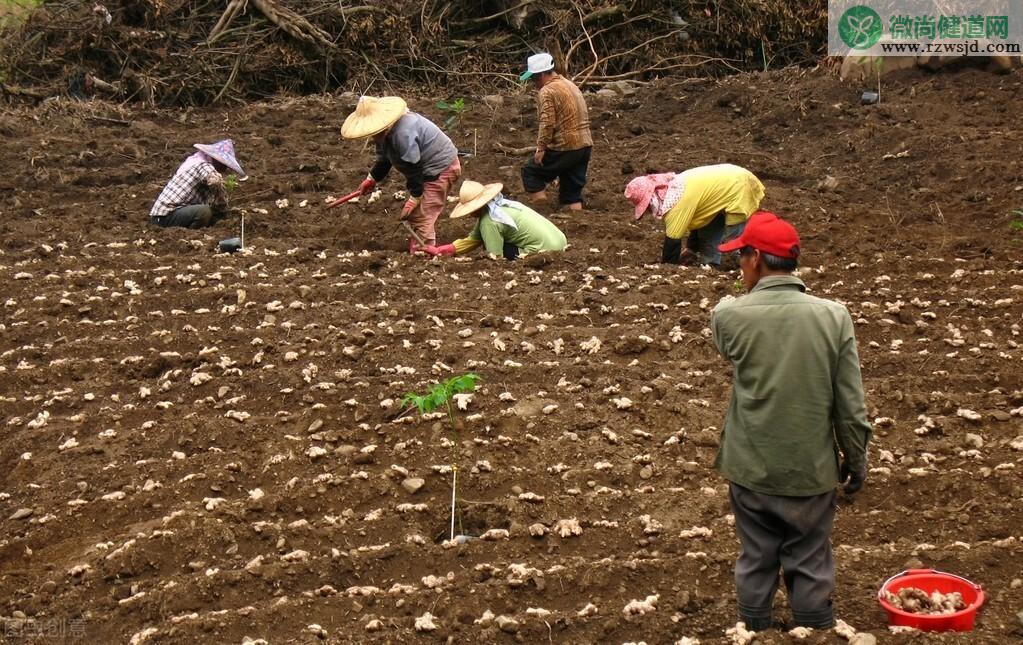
[409,157,461,249]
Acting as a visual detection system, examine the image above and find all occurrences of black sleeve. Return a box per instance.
[404,166,425,198]
[661,236,683,264]
[369,142,391,182]
[370,158,391,183]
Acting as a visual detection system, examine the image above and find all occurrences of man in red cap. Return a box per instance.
[711,211,872,631]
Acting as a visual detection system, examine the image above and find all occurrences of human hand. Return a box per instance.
[840,461,866,495]
[358,176,376,195]
[533,148,545,165]
[400,197,421,220]
[677,248,699,266]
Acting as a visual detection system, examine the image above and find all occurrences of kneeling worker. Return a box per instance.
[150,139,246,229]
[422,181,567,260]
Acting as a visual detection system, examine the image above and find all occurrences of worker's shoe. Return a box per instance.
[563,202,583,211]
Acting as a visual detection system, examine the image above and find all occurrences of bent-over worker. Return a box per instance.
[422,181,566,260]
[150,139,245,229]
[339,96,460,252]
[625,163,764,267]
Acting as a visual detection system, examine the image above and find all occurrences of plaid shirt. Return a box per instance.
[150,153,228,219]
[536,74,592,152]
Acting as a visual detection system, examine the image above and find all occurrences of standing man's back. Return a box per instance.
[712,282,866,496]
[710,211,872,631]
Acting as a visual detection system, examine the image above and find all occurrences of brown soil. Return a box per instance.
[1,67,1022,644]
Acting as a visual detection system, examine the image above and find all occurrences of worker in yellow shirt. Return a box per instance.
[624,164,765,267]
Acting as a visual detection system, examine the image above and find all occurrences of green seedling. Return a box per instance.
[733,278,744,294]
[1010,209,1023,233]
[401,372,481,540]
[436,98,467,129]
[223,174,239,192]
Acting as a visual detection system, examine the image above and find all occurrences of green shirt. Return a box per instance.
[468,203,567,256]
[710,275,872,497]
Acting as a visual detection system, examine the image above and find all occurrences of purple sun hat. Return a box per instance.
[193,139,246,179]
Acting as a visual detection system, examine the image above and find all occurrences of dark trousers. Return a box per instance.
[662,211,746,266]
[521,146,591,205]
[728,483,837,630]
[150,204,224,229]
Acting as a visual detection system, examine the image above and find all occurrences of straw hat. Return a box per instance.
[340,96,407,139]
[450,180,503,219]
[193,139,246,179]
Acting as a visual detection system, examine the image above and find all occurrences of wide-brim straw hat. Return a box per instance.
[450,180,503,219]
[193,139,246,179]
[340,96,407,139]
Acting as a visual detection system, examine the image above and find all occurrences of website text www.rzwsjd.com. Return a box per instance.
[879,39,1022,55]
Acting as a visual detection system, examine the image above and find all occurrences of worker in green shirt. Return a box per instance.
[711,211,872,632]
[421,180,567,260]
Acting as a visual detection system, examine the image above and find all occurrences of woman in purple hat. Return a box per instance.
[150,139,246,229]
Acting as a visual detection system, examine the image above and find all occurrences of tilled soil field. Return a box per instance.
[1,67,1022,644]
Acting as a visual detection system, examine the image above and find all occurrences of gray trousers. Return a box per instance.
[150,204,223,229]
[728,483,837,630]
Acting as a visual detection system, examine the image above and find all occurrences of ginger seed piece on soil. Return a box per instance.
[623,594,659,618]
[414,612,438,632]
[726,622,756,645]
[474,610,495,625]
[554,518,583,537]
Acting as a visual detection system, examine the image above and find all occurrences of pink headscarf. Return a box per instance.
[624,172,683,220]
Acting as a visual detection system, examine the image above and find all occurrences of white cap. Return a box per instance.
[520,52,555,81]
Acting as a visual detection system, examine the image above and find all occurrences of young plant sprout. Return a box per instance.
[1010,208,1023,232]
[223,174,239,192]
[401,372,480,540]
[436,98,467,129]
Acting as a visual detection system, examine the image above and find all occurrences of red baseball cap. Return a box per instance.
[718,210,800,259]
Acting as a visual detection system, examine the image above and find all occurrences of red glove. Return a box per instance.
[358,177,376,195]
[400,197,421,220]
[422,244,456,257]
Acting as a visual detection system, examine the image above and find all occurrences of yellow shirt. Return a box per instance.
[663,164,765,239]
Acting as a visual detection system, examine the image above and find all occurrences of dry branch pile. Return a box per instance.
[0,0,825,106]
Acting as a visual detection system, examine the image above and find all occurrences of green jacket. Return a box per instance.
[710,275,872,497]
[468,203,567,256]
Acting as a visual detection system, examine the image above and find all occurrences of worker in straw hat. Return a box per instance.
[150,139,246,229]
[337,96,461,252]
[624,163,765,268]
[519,52,592,211]
[421,180,566,260]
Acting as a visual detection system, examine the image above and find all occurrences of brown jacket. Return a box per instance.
[536,74,592,152]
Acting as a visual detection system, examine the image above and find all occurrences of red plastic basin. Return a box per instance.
[878,569,984,632]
